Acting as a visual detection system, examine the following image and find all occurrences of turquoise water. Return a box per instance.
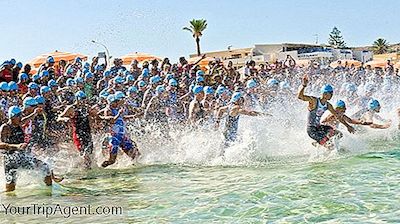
[1,142,400,223]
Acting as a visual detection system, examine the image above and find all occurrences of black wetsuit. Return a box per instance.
[3,123,50,184]
[71,107,93,156]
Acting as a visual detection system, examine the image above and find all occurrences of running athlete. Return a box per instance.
[58,91,96,168]
[100,92,140,168]
[297,75,355,149]
[351,99,391,129]
[0,106,62,192]
[322,100,372,130]
[188,85,206,126]
[216,92,264,146]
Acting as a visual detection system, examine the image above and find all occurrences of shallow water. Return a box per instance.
[1,141,400,223]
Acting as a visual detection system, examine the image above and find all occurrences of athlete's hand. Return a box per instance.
[302,74,309,86]
[347,126,355,134]
[18,143,28,150]
[383,120,392,128]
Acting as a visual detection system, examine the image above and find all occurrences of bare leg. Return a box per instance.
[5,183,15,192]
[44,175,52,186]
[101,154,117,168]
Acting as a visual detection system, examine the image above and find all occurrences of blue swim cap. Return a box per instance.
[150,75,161,84]
[19,73,29,81]
[166,74,174,81]
[230,92,242,103]
[368,99,380,110]
[192,85,204,95]
[40,86,51,94]
[196,70,205,76]
[66,68,74,76]
[84,62,90,69]
[75,90,87,100]
[66,78,76,86]
[114,91,126,100]
[126,75,135,82]
[8,106,22,119]
[104,70,111,77]
[336,100,346,109]
[216,85,226,96]
[8,81,18,91]
[75,57,82,63]
[82,69,90,75]
[142,68,149,77]
[246,79,257,89]
[364,83,375,93]
[41,70,49,77]
[48,79,58,87]
[114,76,125,84]
[10,59,16,65]
[0,82,9,91]
[279,81,290,89]
[16,62,23,68]
[168,79,178,86]
[346,83,357,92]
[267,79,279,87]
[23,97,38,108]
[196,76,204,83]
[138,80,146,87]
[32,74,40,81]
[127,86,138,94]
[204,86,214,95]
[95,65,103,71]
[28,82,39,90]
[156,85,165,94]
[107,94,116,104]
[75,77,84,84]
[46,56,55,63]
[321,84,334,94]
[85,72,94,80]
[35,96,45,104]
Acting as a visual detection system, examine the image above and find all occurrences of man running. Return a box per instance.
[351,99,391,129]
[100,92,140,168]
[58,91,96,168]
[297,75,355,149]
[0,106,62,192]
[322,100,372,130]
[216,92,264,146]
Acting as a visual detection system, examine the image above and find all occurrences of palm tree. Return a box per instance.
[183,19,207,56]
[372,38,389,54]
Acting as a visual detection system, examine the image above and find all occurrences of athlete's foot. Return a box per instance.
[52,174,64,183]
[101,160,115,168]
[44,176,52,186]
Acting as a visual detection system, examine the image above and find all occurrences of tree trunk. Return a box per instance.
[196,37,201,56]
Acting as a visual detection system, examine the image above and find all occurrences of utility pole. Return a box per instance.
[313,34,319,45]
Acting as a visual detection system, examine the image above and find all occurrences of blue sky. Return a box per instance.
[1,0,399,63]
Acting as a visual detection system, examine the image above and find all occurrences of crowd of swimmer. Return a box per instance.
[0,55,399,192]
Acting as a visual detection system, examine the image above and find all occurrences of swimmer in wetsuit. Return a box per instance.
[58,91,96,168]
[297,75,355,150]
[351,99,391,129]
[100,91,140,168]
[0,106,62,192]
[216,92,264,147]
[188,85,206,126]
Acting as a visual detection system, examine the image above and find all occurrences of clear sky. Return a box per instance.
[1,0,399,63]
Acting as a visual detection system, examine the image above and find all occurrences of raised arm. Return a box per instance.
[297,74,313,102]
